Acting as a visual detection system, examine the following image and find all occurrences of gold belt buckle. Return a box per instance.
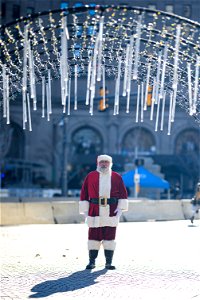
[99,197,107,206]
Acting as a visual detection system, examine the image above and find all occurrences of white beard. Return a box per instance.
[96,165,111,174]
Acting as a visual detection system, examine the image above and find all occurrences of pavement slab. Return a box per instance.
[1,221,200,300]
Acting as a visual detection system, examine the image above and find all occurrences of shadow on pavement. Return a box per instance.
[29,269,108,298]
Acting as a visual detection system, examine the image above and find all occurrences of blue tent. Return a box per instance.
[122,166,170,189]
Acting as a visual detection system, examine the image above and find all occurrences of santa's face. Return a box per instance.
[98,160,110,173]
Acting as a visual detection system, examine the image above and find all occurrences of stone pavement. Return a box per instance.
[1,220,200,300]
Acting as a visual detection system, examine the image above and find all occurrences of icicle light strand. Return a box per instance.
[0,5,199,132]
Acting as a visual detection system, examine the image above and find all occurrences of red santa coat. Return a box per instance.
[79,170,128,228]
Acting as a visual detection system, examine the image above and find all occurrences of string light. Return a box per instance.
[0,5,199,133]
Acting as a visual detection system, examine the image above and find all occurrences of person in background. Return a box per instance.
[190,182,200,224]
[174,182,181,199]
[79,154,128,270]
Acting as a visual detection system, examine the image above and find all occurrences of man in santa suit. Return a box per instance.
[79,154,128,270]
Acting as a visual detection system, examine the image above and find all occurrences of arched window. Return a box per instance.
[72,127,103,155]
[121,127,156,156]
[175,129,200,156]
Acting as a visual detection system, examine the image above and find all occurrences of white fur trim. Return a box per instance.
[99,205,110,217]
[99,172,111,197]
[97,154,112,163]
[88,240,101,250]
[79,201,89,214]
[103,240,116,250]
[117,199,129,211]
[86,216,119,228]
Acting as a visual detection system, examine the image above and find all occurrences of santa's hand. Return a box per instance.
[114,208,122,217]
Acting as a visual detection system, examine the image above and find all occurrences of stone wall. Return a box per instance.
[1,198,198,225]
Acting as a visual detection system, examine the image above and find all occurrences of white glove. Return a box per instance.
[83,212,88,224]
[114,208,122,217]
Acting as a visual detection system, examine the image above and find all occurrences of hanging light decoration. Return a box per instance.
[0,5,199,134]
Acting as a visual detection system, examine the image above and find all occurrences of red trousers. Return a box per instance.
[88,226,116,241]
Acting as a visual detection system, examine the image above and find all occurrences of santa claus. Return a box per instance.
[79,154,128,270]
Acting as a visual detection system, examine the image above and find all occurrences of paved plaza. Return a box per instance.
[1,220,200,300]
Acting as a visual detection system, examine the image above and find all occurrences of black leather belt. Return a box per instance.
[90,197,118,206]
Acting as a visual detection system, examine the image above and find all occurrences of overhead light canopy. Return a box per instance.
[0,5,199,134]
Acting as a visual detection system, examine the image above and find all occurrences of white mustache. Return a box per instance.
[97,165,110,173]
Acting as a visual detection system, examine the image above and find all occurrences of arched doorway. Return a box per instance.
[174,128,200,193]
[121,127,156,156]
[0,122,25,187]
[175,129,200,156]
[71,126,103,155]
[0,122,25,160]
[68,126,103,190]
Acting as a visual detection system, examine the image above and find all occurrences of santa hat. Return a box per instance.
[97,154,112,164]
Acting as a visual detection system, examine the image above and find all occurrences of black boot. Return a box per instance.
[104,250,116,270]
[86,250,98,269]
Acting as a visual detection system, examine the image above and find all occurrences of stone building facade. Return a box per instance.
[1,0,200,197]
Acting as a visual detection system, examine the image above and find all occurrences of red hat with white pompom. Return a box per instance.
[97,154,112,164]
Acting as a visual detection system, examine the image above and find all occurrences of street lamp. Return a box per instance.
[134,168,140,198]
[53,116,69,197]
[61,116,68,197]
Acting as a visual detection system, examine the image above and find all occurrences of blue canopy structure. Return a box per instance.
[122,166,170,189]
